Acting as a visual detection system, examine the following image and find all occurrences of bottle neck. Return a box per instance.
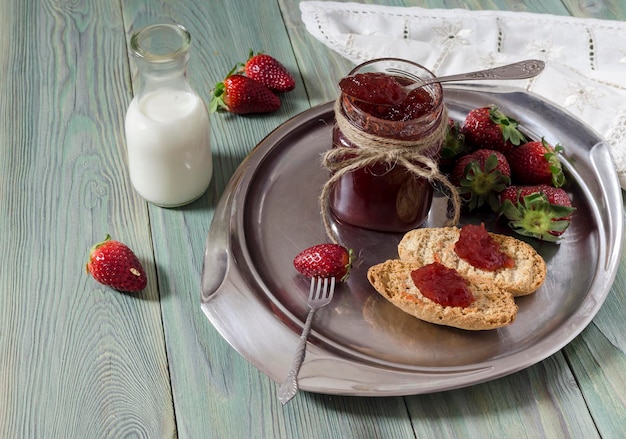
[133,57,191,98]
[130,24,194,99]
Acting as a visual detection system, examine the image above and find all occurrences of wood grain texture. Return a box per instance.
[1,0,624,437]
[563,243,626,438]
[565,325,626,437]
[405,353,600,438]
[561,0,626,19]
[131,0,625,437]
[0,0,174,437]
[121,1,419,438]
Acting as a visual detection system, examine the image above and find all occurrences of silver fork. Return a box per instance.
[278,276,336,405]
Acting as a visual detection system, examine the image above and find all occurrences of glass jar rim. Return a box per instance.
[342,58,444,126]
[130,23,191,62]
[348,57,437,78]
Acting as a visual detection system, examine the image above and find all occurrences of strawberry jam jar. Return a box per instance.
[330,58,446,232]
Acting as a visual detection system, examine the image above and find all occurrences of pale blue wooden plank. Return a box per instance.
[0,0,175,437]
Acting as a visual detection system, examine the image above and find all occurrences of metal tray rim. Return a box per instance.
[201,85,624,396]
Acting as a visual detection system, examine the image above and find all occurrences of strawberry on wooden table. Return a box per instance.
[507,138,566,187]
[86,235,147,292]
[243,51,296,92]
[450,148,511,212]
[293,244,354,282]
[461,105,527,155]
[210,67,281,114]
[499,184,575,242]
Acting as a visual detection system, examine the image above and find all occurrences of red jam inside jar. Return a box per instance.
[331,59,446,232]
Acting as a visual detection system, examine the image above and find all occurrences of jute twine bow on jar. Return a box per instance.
[319,98,461,244]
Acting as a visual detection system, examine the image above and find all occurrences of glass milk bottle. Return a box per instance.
[125,24,212,207]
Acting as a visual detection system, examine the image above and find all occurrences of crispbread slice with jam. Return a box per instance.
[398,226,546,297]
[367,259,518,331]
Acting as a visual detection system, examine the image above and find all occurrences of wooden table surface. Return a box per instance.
[1,0,624,437]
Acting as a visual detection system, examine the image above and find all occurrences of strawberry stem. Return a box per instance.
[340,248,355,282]
[499,194,575,242]
[459,154,511,212]
[489,106,526,146]
[86,234,112,273]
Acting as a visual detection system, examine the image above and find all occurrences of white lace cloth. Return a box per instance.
[300,1,626,189]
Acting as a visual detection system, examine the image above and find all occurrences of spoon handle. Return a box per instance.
[419,59,545,88]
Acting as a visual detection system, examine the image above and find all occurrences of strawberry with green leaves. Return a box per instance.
[450,149,511,212]
[243,51,296,93]
[439,118,471,168]
[293,244,354,282]
[86,235,147,292]
[210,66,281,114]
[507,138,566,187]
[461,105,527,155]
[499,185,575,242]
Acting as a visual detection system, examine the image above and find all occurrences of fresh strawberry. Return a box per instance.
[243,51,296,92]
[461,105,526,154]
[86,235,147,292]
[507,138,566,187]
[293,244,354,282]
[439,118,471,168]
[450,149,511,212]
[210,67,281,114]
[499,185,575,242]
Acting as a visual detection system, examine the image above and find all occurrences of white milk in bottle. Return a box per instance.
[125,24,212,207]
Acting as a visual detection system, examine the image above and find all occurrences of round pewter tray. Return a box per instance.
[201,85,624,396]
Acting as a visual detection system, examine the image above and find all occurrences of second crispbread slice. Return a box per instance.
[398,227,546,297]
[367,259,518,330]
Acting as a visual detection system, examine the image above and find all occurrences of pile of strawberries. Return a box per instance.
[442,105,575,242]
[210,51,295,115]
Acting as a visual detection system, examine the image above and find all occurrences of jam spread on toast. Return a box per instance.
[455,224,515,271]
[411,262,474,307]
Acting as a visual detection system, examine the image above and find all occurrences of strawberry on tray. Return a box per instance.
[293,244,354,282]
[450,148,511,212]
[508,138,566,187]
[460,105,527,155]
[444,104,575,242]
[499,185,575,242]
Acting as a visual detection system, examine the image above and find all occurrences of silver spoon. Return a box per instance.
[391,59,544,91]
[342,59,545,105]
